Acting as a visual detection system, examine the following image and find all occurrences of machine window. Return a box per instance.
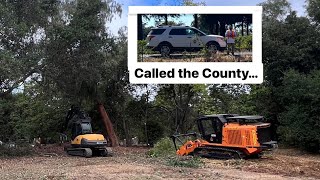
[169,29,187,35]
[81,122,92,134]
[186,28,195,35]
[214,118,222,132]
[202,119,215,135]
[149,29,166,35]
[192,28,206,36]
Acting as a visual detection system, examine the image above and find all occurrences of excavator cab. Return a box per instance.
[70,116,92,140]
[197,114,238,143]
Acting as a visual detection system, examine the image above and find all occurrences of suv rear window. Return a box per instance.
[149,29,166,35]
[169,29,186,35]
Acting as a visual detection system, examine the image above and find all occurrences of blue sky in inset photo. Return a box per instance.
[109,0,306,35]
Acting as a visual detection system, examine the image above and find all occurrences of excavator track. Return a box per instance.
[65,147,112,158]
[66,148,93,158]
[193,146,245,159]
[92,147,113,157]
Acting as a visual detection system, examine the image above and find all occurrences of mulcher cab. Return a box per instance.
[63,106,111,158]
[171,114,278,159]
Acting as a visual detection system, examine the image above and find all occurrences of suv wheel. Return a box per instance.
[207,42,219,54]
[159,44,171,57]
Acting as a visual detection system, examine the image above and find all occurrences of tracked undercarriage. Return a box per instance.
[193,146,245,159]
[64,146,112,158]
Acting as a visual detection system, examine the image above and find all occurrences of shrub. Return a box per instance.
[147,137,204,168]
[147,137,175,157]
[277,70,320,152]
[235,35,252,51]
[0,145,34,157]
[137,40,156,62]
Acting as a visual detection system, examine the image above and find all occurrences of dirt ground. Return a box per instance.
[0,146,319,180]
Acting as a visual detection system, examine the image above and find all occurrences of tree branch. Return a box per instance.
[0,66,43,98]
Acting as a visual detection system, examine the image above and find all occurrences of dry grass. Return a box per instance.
[142,52,252,63]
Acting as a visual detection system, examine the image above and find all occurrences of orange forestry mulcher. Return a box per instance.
[171,115,278,159]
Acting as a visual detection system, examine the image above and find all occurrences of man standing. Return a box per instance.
[225,25,237,55]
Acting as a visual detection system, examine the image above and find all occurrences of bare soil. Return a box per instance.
[0,146,319,180]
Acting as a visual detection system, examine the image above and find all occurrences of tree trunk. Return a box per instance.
[220,22,226,36]
[241,21,244,36]
[215,23,219,35]
[164,15,168,25]
[193,14,198,28]
[98,103,119,147]
[122,116,131,146]
[138,14,143,40]
[209,23,214,34]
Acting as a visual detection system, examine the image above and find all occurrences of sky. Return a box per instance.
[108,0,306,35]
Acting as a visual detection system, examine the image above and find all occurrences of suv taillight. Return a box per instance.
[148,35,155,41]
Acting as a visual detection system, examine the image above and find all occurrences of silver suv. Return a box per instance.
[146,26,226,57]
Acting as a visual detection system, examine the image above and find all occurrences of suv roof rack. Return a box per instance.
[157,25,171,27]
[156,25,190,28]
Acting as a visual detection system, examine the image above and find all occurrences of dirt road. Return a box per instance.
[0,147,319,180]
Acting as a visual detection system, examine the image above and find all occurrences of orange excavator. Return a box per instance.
[171,114,277,159]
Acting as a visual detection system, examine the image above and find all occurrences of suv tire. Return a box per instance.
[206,42,220,54]
[159,43,171,57]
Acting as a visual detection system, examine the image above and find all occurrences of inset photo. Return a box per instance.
[138,14,252,62]
[128,6,262,84]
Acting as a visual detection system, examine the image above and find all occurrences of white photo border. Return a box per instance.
[128,6,263,84]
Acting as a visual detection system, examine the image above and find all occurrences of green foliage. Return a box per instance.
[208,84,249,114]
[259,0,291,21]
[228,85,277,118]
[235,35,252,51]
[307,0,320,24]
[0,0,126,143]
[233,0,320,150]
[146,120,165,146]
[142,26,152,40]
[147,137,203,168]
[198,46,212,62]
[44,0,122,104]
[154,84,208,133]
[12,95,67,140]
[121,97,149,140]
[0,97,15,141]
[147,137,175,157]
[277,70,320,151]
[137,40,155,62]
[262,10,320,86]
[0,0,51,97]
